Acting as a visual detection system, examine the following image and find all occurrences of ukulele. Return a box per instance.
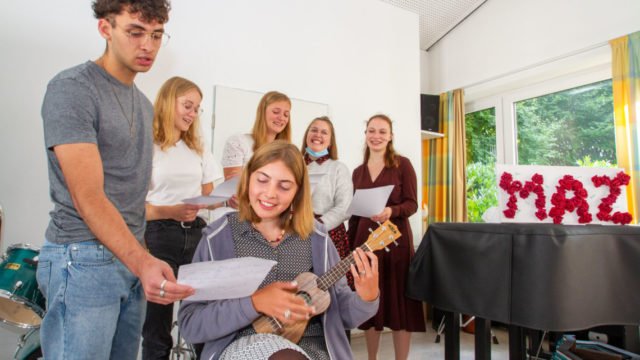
[252,220,401,343]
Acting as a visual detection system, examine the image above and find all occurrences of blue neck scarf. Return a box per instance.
[305,147,329,158]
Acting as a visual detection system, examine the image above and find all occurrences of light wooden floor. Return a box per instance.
[0,321,513,360]
[350,322,511,360]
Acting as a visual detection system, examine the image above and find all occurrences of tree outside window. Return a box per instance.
[516,79,616,167]
[466,108,497,222]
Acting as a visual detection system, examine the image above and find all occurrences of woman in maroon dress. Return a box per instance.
[349,114,425,360]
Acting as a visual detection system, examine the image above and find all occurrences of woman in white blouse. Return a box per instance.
[221,91,292,175]
[221,91,292,208]
[142,77,223,359]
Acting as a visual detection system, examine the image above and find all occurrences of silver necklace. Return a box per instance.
[110,81,135,137]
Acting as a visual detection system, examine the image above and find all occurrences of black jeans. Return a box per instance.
[142,218,205,360]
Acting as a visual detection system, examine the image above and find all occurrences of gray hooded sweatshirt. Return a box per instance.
[178,212,379,360]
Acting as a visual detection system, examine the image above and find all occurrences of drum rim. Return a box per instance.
[6,243,40,252]
[0,289,44,329]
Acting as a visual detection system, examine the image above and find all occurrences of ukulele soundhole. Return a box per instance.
[297,291,312,305]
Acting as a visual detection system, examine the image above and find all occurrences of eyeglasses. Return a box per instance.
[123,29,170,47]
[181,101,203,116]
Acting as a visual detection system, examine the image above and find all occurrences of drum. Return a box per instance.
[13,327,42,360]
[0,244,45,333]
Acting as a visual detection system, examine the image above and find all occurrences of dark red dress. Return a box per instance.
[348,156,425,332]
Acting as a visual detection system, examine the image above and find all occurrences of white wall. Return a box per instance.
[424,0,640,95]
[0,0,422,252]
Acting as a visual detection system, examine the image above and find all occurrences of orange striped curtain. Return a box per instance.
[424,89,467,224]
[610,31,640,223]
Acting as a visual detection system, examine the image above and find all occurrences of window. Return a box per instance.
[465,108,498,222]
[464,64,616,222]
[515,79,616,167]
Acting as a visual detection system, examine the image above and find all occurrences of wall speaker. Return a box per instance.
[420,94,440,132]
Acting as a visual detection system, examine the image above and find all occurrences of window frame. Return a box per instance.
[466,97,502,164]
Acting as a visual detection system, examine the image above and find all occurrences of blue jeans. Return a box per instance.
[36,240,145,360]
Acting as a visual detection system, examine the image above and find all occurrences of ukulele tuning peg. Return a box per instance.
[368,228,373,234]
[384,247,390,253]
[394,241,399,246]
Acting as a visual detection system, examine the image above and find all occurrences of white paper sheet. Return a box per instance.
[347,185,394,217]
[181,195,229,206]
[182,176,240,205]
[211,176,240,197]
[178,257,276,301]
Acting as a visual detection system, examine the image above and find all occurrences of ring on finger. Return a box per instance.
[160,279,167,291]
[159,289,165,298]
[284,309,291,320]
[359,271,366,276]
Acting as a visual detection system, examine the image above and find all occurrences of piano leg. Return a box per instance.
[444,311,460,360]
[508,325,526,360]
[475,318,491,360]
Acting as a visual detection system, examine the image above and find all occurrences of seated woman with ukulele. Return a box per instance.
[179,140,381,360]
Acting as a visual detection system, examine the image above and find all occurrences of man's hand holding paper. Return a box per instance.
[177,257,276,301]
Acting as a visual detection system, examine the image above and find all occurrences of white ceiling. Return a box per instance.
[379,0,487,51]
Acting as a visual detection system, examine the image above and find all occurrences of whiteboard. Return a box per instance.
[211,85,329,163]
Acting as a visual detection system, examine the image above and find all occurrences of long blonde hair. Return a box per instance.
[363,114,399,168]
[300,116,339,160]
[153,77,203,154]
[237,140,314,239]
[251,91,292,151]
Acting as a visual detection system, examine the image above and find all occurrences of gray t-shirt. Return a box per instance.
[42,61,153,244]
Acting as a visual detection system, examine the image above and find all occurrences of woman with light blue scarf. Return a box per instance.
[300,117,354,286]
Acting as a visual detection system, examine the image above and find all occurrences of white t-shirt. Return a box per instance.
[221,133,254,168]
[146,140,223,218]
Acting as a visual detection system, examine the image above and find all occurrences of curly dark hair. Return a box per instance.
[92,0,171,24]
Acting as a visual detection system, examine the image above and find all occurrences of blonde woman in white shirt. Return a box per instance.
[142,77,223,359]
[221,91,292,207]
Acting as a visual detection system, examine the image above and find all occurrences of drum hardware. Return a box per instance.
[13,327,42,360]
[0,244,45,334]
[0,205,44,359]
[24,257,38,265]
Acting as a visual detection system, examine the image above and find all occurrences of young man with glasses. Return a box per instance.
[38,1,193,358]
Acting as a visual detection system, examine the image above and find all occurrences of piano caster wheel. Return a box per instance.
[435,334,441,343]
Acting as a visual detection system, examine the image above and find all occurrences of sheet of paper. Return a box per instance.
[182,176,240,205]
[178,257,276,301]
[181,195,229,206]
[211,176,240,197]
[347,185,394,217]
